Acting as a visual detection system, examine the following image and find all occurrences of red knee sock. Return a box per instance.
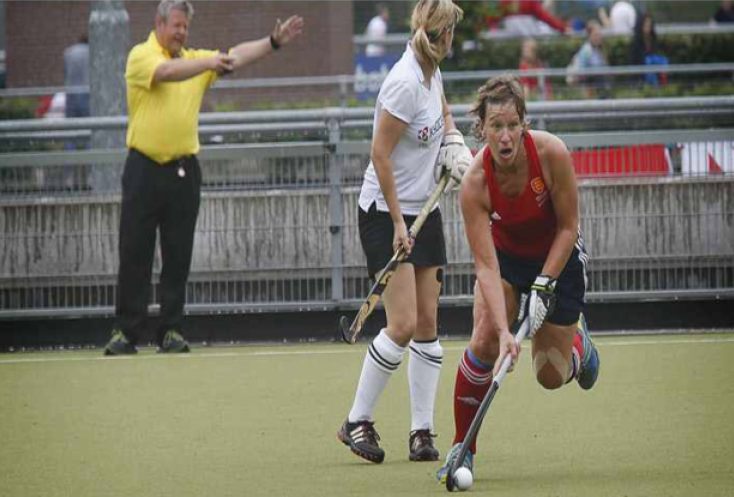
[453,348,492,454]
[570,332,583,379]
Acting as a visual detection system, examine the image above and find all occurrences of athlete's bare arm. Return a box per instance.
[371,110,411,252]
[533,131,579,278]
[460,147,511,337]
[441,93,458,133]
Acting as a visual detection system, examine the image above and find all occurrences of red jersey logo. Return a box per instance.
[530,177,545,194]
[531,176,549,207]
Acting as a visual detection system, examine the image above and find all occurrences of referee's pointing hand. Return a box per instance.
[271,15,304,47]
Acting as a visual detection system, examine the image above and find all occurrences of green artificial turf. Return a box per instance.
[1,333,732,497]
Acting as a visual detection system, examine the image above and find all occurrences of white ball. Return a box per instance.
[453,467,473,491]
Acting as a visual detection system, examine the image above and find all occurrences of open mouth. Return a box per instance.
[499,147,513,159]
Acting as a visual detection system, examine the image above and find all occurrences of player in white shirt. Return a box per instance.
[338,0,472,465]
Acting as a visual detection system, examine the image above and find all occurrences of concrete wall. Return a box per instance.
[2,177,733,347]
[580,178,734,259]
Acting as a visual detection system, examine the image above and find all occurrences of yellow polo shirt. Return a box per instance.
[125,31,219,164]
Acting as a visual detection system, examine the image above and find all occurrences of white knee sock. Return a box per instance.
[348,329,406,423]
[408,338,443,431]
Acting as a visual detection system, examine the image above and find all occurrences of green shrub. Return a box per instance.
[444,33,734,72]
[0,98,37,120]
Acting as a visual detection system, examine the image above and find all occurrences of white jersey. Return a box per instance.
[359,43,445,216]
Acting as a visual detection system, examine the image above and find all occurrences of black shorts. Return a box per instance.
[358,202,447,279]
[497,243,588,326]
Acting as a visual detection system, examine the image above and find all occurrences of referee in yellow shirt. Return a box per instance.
[104,0,304,355]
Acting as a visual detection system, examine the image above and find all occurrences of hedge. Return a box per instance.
[444,32,734,72]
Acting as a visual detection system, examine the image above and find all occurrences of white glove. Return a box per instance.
[435,129,473,191]
[528,274,557,335]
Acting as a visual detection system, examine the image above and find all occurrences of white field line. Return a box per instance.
[0,335,733,365]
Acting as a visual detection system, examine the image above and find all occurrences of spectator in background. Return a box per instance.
[609,0,637,34]
[610,1,637,33]
[629,10,668,86]
[600,0,637,34]
[486,0,571,36]
[365,3,390,57]
[518,38,552,99]
[711,0,734,23]
[63,34,90,118]
[567,20,611,98]
[563,0,609,32]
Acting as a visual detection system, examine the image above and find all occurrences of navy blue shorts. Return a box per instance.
[358,202,447,279]
[497,242,588,326]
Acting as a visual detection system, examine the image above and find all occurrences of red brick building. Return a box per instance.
[5,1,354,109]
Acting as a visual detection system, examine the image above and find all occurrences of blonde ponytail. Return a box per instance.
[409,0,463,73]
[410,27,443,72]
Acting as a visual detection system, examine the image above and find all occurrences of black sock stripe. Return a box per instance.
[409,345,443,366]
[369,343,400,371]
[409,343,443,360]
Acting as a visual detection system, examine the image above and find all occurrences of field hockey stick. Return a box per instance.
[445,311,530,492]
[339,172,451,344]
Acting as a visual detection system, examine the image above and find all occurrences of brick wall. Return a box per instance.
[6,1,353,89]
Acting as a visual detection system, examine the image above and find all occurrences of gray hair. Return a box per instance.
[157,0,194,21]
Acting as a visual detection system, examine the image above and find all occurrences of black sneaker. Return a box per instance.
[103,330,138,356]
[337,419,385,463]
[157,330,190,353]
[409,429,439,461]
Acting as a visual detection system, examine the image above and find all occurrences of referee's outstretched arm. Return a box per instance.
[228,15,305,70]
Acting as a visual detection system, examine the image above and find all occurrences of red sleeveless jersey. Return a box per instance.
[482,132,556,261]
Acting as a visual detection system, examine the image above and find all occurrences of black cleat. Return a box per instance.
[337,419,385,463]
[157,330,190,353]
[103,330,138,356]
[409,429,439,461]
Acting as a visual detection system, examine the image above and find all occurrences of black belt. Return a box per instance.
[162,154,196,167]
[130,148,196,167]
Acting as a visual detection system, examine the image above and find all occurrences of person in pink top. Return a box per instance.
[437,74,600,484]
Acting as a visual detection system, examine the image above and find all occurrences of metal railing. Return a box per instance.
[1,63,732,108]
[1,116,732,318]
[2,94,733,149]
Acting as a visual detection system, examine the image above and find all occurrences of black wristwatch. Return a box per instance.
[269,34,281,50]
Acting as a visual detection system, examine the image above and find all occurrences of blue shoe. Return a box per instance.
[576,314,599,390]
[436,442,473,483]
